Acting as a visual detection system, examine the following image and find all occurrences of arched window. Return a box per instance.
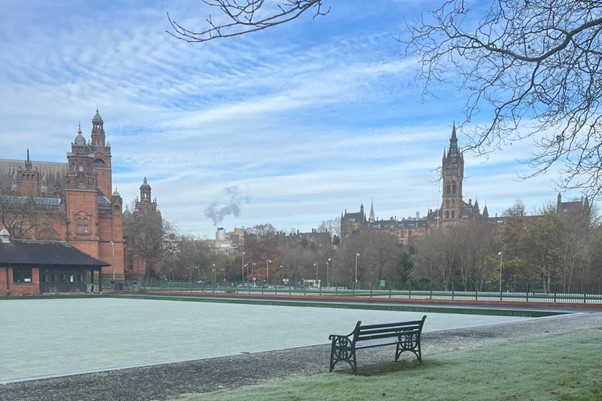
[76,217,90,234]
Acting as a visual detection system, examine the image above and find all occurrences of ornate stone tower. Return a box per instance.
[66,124,98,244]
[441,124,464,223]
[65,111,125,280]
[136,177,158,213]
[17,149,39,196]
[90,109,112,199]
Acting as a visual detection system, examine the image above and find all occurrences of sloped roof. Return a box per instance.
[0,240,109,268]
[0,158,68,193]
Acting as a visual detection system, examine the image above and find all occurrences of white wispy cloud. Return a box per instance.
[0,0,581,238]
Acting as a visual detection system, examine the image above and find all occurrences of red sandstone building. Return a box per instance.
[0,110,126,295]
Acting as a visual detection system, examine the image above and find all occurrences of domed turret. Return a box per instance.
[92,109,103,124]
[74,124,86,146]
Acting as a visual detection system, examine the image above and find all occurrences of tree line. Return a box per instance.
[128,200,602,293]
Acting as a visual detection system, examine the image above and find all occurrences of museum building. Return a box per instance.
[0,110,125,296]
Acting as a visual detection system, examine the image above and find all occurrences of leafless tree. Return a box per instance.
[167,0,328,43]
[0,185,65,240]
[405,0,602,198]
[123,206,175,279]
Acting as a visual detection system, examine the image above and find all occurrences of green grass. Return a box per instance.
[174,328,602,401]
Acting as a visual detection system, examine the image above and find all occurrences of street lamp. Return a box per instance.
[110,240,115,281]
[280,265,284,284]
[189,266,199,287]
[498,251,503,293]
[252,262,256,287]
[266,259,271,285]
[212,263,216,287]
[221,268,226,286]
[355,252,360,286]
[241,252,245,286]
[314,263,318,283]
[327,258,332,286]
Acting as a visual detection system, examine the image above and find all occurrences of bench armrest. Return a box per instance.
[329,321,361,345]
[328,333,351,341]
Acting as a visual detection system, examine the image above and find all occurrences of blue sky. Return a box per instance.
[0,0,579,238]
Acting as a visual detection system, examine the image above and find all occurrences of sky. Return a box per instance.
[0,0,584,239]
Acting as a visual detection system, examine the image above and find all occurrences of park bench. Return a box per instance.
[328,315,427,374]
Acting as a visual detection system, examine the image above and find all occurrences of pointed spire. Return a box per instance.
[444,121,462,164]
[369,198,375,223]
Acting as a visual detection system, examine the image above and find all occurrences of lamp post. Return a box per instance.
[212,263,216,288]
[189,266,198,288]
[314,263,318,284]
[221,268,226,286]
[252,262,256,287]
[326,258,330,287]
[355,252,360,287]
[280,265,284,284]
[110,240,115,281]
[241,252,245,286]
[327,258,333,286]
[266,259,271,286]
[498,251,503,293]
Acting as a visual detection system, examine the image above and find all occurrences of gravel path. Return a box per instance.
[1,312,600,401]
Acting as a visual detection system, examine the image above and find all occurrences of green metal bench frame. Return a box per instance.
[329,315,426,374]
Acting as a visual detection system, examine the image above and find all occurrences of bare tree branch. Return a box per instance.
[167,0,328,43]
[404,0,602,198]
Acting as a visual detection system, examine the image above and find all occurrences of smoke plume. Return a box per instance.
[205,186,252,226]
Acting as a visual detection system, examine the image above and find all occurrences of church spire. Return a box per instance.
[446,122,462,163]
[441,122,464,222]
[369,198,375,223]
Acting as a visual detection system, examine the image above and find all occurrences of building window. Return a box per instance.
[76,217,90,234]
[13,267,32,283]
